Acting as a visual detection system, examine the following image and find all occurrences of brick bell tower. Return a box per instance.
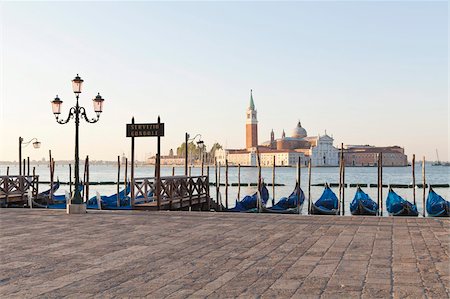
[246,89,258,149]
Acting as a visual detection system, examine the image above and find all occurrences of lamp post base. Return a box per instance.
[66,203,87,214]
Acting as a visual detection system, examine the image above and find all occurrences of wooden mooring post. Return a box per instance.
[297,157,301,214]
[124,157,128,188]
[117,155,121,207]
[225,159,229,210]
[256,148,262,213]
[422,156,426,217]
[308,158,311,214]
[380,153,383,216]
[27,157,30,176]
[69,164,72,193]
[207,166,211,210]
[339,147,343,215]
[130,117,135,207]
[377,153,381,216]
[85,156,89,202]
[237,164,241,200]
[412,154,416,206]
[342,146,345,216]
[272,156,276,206]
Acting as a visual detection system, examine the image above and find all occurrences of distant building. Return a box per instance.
[343,145,408,167]
[215,91,339,166]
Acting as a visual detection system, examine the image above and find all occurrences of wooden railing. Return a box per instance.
[0,175,39,205]
[133,175,210,209]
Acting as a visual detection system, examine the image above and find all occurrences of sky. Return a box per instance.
[0,1,448,162]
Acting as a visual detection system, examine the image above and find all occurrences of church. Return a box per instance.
[215,90,340,166]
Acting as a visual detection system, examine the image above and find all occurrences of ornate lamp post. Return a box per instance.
[51,74,104,213]
[19,137,41,175]
[184,133,203,175]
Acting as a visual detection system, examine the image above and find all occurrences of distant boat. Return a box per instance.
[263,183,305,214]
[426,187,449,217]
[386,187,418,216]
[432,149,450,166]
[310,184,339,215]
[350,187,378,216]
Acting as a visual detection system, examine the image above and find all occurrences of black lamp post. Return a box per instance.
[184,133,203,175]
[19,137,41,175]
[51,74,104,206]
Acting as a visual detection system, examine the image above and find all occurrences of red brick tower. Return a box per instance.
[246,89,258,149]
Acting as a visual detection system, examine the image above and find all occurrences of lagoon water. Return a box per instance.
[1,163,449,216]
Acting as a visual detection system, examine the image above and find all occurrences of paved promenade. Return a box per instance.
[0,209,449,298]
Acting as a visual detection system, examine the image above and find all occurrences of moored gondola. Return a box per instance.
[386,187,418,216]
[86,182,131,209]
[263,183,305,214]
[226,183,269,212]
[426,187,450,217]
[350,187,378,216]
[310,184,339,215]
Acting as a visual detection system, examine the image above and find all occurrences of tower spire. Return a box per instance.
[249,89,255,110]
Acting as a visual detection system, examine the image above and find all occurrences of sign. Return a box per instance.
[126,123,164,137]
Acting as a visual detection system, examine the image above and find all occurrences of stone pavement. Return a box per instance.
[0,209,448,298]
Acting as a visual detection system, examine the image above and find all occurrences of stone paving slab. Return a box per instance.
[0,209,449,298]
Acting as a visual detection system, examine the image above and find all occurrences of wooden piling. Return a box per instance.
[218,161,222,211]
[342,155,345,216]
[23,159,26,177]
[308,158,312,214]
[49,150,53,205]
[237,164,241,200]
[27,157,30,176]
[6,166,9,176]
[422,156,426,217]
[256,149,262,212]
[85,156,89,202]
[172,166,175,176]
[117,155,121,207]
[189,166,192,177]
[377,153,380,216]
[380,153,383,216]
[272,156,276,206]
[124,158,128,189]
[206,166,211,210]
[225,159,229,210]
[32,167,35,177]
[338,149,342,215]
[412,154,416,205]
[69,164,72,194]
[297,157,301,214]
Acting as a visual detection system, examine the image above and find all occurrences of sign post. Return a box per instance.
[127,117,164,209]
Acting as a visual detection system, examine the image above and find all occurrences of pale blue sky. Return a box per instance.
[0,1,448,162]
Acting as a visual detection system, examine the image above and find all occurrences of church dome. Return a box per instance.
[291,121,307,138]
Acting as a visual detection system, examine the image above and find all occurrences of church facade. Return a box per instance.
[215,91,340,167]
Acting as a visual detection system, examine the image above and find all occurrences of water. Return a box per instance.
[1,163,449,216]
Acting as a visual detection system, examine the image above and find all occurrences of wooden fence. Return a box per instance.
[133,175,210,210]
[0,175,39,206]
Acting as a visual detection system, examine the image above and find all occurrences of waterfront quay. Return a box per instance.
[1,210,448,298]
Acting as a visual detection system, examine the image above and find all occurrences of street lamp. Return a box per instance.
[184,133,203,175]
[51,74,105,213]
[19,137,41,176]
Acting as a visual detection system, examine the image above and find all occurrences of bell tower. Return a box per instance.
[246,89,258,149]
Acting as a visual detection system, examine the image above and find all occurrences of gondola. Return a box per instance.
[226,183,269,212]
[386,187,418,216]
[263,183,305,214]
[350,187,379,216]
[426,187,450,217]
[37,180,60,199]
[86,182,131,209]
[44,184,85,209]
[310,184,339,215]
